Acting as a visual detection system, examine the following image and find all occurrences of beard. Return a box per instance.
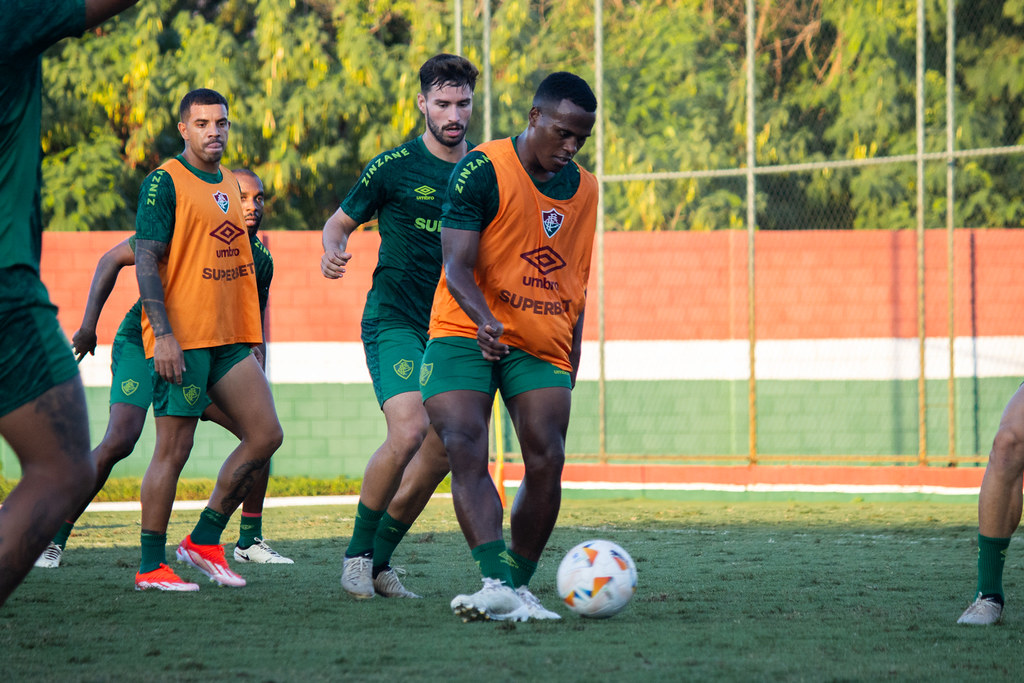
[427,116,466,148]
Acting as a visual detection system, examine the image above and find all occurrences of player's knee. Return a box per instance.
[388,422,429,459]
[256,420,284,455]
[990,425,1024,471]
[521,443,565,480]
[438,429,486,470]
[101,425,143,461]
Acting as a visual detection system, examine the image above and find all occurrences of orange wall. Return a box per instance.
[40,229,1024,344]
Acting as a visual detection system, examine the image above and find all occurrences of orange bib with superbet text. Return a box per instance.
[142,160,262,357]
[429,138,598,371]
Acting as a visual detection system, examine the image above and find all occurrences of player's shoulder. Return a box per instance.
[251,233,272,257]
[451,148,496,194]
[367,138,422,169]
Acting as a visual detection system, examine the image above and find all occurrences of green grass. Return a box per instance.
[2,498,1020,681]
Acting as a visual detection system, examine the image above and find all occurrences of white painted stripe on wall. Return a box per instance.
[77,336,1024,387]
[505,479,979,496]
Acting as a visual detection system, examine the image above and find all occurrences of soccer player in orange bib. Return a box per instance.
[132,89,283,591]
[420,72,598,621]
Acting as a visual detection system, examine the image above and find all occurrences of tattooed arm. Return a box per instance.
[135,239,184,385]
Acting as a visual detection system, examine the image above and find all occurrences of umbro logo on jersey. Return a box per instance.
[541,208,564,237]
[414,185,437,201]
[520,246,566,276]
[213,191,230,213]
[210,221,245,245]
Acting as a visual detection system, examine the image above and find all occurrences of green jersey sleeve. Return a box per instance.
[251,234,274,316]
[339,150,392,224]
[442,150,500,232]
[135,169,176,243]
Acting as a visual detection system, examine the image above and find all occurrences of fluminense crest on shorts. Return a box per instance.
[393,359,414,380]
[213,191,230,213]
[121,378,139,396]
[541,208,564,238]
[419,363,433,386]
[182,384,201,406]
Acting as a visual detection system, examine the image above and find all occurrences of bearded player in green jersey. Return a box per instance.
[34,169,292,570]
[0,0,143,608]
[321,53,478,599]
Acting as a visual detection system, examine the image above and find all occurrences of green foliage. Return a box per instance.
[38,0,1024,231]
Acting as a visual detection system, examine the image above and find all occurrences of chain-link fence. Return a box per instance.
[456,0,1024,466]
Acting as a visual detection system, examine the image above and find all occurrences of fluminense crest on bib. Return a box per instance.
[393,359,414,380]
[541,208,564,238]
[419,362,433,386]
[182,384,201,406]
[121,378,139,396]
[213,191,230,213]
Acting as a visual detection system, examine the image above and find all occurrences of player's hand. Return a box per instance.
[251,345,265,368]
[477,322,509,361]
[321,248,352,279]
[153,334,185,385]
[72,327,97,362]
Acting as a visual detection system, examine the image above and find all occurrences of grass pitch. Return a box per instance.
[2,497,1021,681]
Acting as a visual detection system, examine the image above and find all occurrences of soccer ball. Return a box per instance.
[556,539,637,618]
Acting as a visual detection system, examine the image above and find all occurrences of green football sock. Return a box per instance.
[52,521,75,549]
[373,513,411,572]
[977,534,1011,599]
[140,531,167,574]
[190,507,230,546]
[471,539,515,585]
[237,512,263,549]
[346,502,384,558]
[506,549,538,589]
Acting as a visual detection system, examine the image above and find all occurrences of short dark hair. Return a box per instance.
[420,54,479,93]
[179,88,229,122]
[232,168,261,183]
[533,72,597,113]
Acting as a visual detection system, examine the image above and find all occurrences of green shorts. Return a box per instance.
[110,334,153,409]
[419,336,572,402]
[362,319,428,407]
[0,267,80,417]
[150,343,249,417]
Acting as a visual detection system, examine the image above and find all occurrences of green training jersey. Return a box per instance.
[251,232,273,316]
[340,135,468,329]
[441,136,582,232]
[0,1,85,272]
[117,232,273,347]
[135,154,224,243]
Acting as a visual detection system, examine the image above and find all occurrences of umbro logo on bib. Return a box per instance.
[541,208,564,238]
[213,191,230,213]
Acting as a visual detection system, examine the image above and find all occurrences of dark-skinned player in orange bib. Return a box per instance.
[419,72,598,622]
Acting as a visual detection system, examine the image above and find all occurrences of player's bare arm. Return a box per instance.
[569,308,585,389]
[84,0,141,28]
[320,208,358,279]
[135,238,184,385]
[72,238,136,361]
[440,226,509,360]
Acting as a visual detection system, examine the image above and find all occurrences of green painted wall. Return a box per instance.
[2,377,1007,480]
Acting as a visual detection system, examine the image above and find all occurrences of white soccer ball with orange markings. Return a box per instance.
[556,539,637,618]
